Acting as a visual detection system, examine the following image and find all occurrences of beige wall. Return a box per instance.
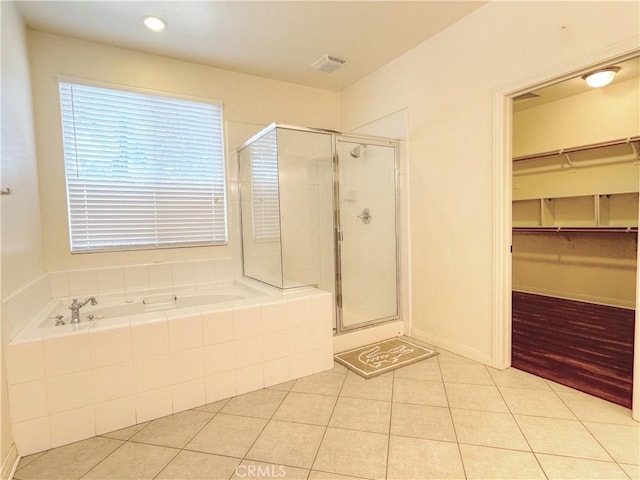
[340,1,639,362]
[513,77,640,157]
[1,2,46,472]
[27,31,340,273]
[513,233,637,308]
[1,11,46,299]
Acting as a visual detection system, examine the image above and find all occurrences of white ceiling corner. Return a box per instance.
[16,1,487,92]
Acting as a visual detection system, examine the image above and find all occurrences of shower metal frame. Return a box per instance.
[333,134,401,333]
[237,123,401,334]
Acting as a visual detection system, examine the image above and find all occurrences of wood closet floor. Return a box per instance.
[512,291,635,408]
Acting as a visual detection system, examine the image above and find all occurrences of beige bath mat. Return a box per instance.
[335,337,438,379]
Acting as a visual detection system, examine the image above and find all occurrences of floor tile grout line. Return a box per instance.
[219,386,291,480]
[78,436,141,480]
[144,404,223,480]
[132,409,221,480]
[150,447,188,480]
[530,449,633,464]
[531,451,635,480]
[306,365,349,477]
[445,402,633,423]
[440,363,468,480]
[512,411,632,464]
[385,369,396,480]
[135,408,219,479]
[495,384,577,418]
[144,390,273,480]
[232,371,346,475]
[552,389,623,464]
[13,451,46,473]
[13,449,51,475]
[310,468,374,480]
[493,382,550,479]
[233,384,293,471]
[82,370,342,480]
[619,463,635,480]
[488,364,609,479]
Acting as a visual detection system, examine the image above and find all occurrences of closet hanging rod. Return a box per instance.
[513,226,638,233]
[513,136,640,163]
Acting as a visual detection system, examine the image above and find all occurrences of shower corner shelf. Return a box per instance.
[513,192,639,233]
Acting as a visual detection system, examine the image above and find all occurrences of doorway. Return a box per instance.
[492,49,640,419]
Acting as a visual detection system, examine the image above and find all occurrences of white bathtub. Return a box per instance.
[32,282,265,331]
[6,280,334,456]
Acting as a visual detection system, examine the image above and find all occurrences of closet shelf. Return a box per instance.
[513,192,639,230]
[513,136,640,163]
[513,226,638,234]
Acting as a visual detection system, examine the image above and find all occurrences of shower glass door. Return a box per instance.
[336,139,399,330]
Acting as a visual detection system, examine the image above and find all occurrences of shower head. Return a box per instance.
[350,144,365,158]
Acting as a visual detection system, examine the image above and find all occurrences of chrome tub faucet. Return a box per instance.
[69,297,97,323]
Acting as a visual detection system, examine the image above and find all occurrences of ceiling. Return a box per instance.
[16,1,486,92]
[513,56,640,112]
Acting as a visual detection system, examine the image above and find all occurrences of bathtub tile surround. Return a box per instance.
[2,273,51,341]
[4,340,45,385]
[6,280,333,455]
[131,322,170,359]
[47,258,239,299]
[1,258,239,342]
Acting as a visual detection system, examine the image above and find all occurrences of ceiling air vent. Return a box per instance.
[311,55,347,73]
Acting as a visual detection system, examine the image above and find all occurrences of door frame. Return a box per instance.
[333,135,401,333]
[491,40,640,420]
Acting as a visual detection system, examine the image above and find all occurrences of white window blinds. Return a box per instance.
[250,131,281,240]
[59,82,227,253]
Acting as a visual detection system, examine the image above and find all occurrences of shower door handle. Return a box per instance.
[357,208,372,224]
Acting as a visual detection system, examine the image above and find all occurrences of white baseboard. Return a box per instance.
[411,328,493,365]
[1,443,19,480]
[333,321,404,353]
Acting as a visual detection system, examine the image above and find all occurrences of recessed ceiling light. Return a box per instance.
[143,16,167,32]
[582,66,620,88]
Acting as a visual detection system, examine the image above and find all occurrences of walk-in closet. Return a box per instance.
[511,57,639,408]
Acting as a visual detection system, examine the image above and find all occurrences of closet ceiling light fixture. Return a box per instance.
[143,16,167,32]
[582,67,620,88]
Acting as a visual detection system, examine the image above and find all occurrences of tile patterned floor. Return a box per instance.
[13,347,640,480]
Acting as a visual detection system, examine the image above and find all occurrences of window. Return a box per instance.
[249,130,281,240]
[59,81,226,253]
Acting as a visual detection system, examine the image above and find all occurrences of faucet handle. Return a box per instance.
[55,315,65,326]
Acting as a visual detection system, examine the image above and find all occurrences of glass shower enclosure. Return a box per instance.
[237,123,399,333]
